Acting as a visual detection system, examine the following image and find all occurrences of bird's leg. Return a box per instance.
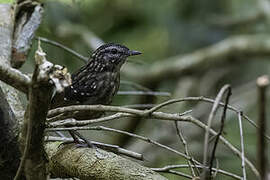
[68,130,81,143]
[69,130,96,148]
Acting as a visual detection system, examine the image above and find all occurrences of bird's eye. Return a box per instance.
[111,48,117,54]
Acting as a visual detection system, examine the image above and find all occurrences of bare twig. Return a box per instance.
[212,159,219,178]
[209,86,231,178]
[151,164,242,180]
[117,90,171,97]
[123,104,155,109]
[202,85,231,179]
[140,96,270,140]
[37,36,89,63]
[156,169,193,179]
[48,110,192,126]
[238,111,247,180]
[256,75,269,179]
[48,105,144,118]
[45,136,143,161]
[47,113,133,126]
[47,102,260,177]
[193,117,259,178]
[46,125,202,165]
[174,121,198,177]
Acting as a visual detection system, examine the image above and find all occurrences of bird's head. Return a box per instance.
[91,43,141,69]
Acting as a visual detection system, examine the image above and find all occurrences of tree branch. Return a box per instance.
[0,4,25,179]
[0,63,30,93]
[209,86,231,178]
[203,85,230,179]
[45,142,168,180]
[45,136,143,161]
[15,44,71,180]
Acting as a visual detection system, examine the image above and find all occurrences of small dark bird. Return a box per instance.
[51,43,141,146]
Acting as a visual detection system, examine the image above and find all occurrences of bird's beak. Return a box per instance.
[128,50,142,56]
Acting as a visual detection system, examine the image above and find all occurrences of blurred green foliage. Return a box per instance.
[0,0,13,3]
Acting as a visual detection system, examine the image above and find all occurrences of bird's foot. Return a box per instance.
[68,130,96,148]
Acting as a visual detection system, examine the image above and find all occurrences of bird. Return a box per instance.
[50,43,141,146]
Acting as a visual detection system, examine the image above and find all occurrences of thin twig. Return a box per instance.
[48,105,143,118]
[212,159,219,178]
[151,164,242,180]
[143,96,270,141]
[174,121,198,177]
[123,104,155,109]
[191,117,259,178]
[202,85,231,179]
[47,113,133,126]
[46,125,202,165]
[238,111,247,180]
[36,36,89,63]
[48,96,270,142]
[45,136,143,161]
[47,103,260,177]
[117,91,171,97]
[209,86,231,178]
[158,169,193,179]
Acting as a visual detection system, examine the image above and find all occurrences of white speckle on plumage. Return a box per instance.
[90,82,96,88]
[74,90,77,93]
[81,92,85,95]
[64,97,67,101]
[71,86,73,89]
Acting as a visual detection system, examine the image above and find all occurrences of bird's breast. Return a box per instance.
[83,71,120,105]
